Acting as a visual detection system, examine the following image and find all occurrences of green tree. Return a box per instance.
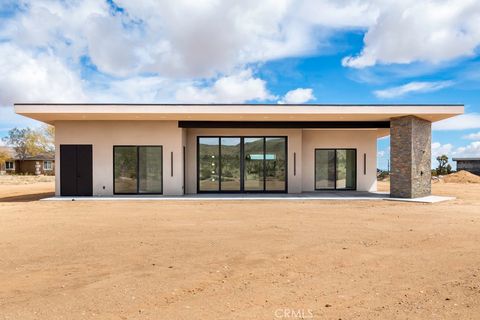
[436,155,449,175]
[446,163,452,174]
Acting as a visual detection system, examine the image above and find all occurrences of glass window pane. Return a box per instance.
[265,137,286,191]
[114,146,137,193]
[315,149,335,189]
[199,138,220,191]
[336,149,356,189]
[220,138,241,191]
[244,137,265,191]
[139,146,163,193]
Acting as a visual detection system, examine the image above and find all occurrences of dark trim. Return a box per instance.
[170,151,174,177]
[183,146,186,195]
[196,136,288,193]
[293,152,296,176]
[15,103,464,106]
[314,148,357,191]
[113,145,163,195]
[179,121,390,129]
[363,153,367,175]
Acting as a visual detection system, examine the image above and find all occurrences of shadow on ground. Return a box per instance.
[0,192,55,202]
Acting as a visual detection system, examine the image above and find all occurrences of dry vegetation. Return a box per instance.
[0,175,479,319]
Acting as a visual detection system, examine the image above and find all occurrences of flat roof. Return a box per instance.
[14,103,464,124]
[452,158,480,161]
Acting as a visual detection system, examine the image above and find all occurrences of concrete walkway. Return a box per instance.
[42,192,455,203]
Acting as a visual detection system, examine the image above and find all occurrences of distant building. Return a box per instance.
[452,158,480,176]
[0,146,55,175]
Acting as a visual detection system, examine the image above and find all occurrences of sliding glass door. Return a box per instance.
[220,138,241,191]
[244,138,265,191]
[198,136,287,193]
[315,149,335,190]
[114,146,138,193]
[138,147,163,193]
[265,138,286,191]
[198,138,220,191]
[114,146,163,194]
[315,149,356,190]
[336,149,356,190]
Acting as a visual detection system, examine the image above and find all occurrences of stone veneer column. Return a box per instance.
[390,115,432,198]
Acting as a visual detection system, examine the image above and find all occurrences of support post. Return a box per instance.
[390,115,431,198]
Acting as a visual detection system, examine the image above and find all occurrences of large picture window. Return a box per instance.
[114,146,163,194]
[315,149,356,190]
[198,136,287,193]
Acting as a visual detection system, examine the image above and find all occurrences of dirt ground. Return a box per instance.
[1,178,480,319]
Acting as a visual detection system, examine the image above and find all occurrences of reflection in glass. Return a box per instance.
[244,137,264,191]
[199,138,220,191]
[139,146,162,193]
[114,146,138,193]
[265,138,286,191]
[315,149,335,189]
[336,149,356,189]
[220,138,241,191]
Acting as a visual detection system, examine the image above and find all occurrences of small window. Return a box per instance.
[5,161,14,170]
[43,160,53,170]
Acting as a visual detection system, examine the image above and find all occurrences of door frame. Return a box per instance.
[113,145,164,195]
[314,148,357,191]
[196,136,288,193]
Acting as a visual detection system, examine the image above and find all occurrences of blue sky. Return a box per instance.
[1,0,480,169]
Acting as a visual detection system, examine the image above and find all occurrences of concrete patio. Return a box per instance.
[42,191,455,203]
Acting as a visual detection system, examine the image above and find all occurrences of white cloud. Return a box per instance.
[377,150,385,158]
[431,141,480,165]
[7,0,478,81]
[453,141,480,158]
[0,43,86,106]
[433,113,480,131]
[373,81,453,98]
[278,88,315,104]
[1,0,480,116]
[462,131,480,140]
[175,69,274,103]
[343,1,480,68]
[432,142,454,158]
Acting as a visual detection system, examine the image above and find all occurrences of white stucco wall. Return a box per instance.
[55,121,185,196]
[302,129,378,192]
[54,122,378,196]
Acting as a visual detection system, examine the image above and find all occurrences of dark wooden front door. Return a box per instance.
[60,145,93,196]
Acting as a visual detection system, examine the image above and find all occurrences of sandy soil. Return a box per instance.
[1,177,480,319]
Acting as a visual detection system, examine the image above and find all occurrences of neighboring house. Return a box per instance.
[15,153,55,175]
[15,103,463,198]
[452,158,480,176]
[0,146,55,175]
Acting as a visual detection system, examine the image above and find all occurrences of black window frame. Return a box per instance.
[314,148,357,191]
[113,145,163,195]
[196,136,288,193]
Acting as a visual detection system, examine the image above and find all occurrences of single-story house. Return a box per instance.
[452,158,480,176]
[15,104,463,198]
[0,146,55,175]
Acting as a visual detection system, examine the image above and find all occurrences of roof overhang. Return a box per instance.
[14,103,464,124]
